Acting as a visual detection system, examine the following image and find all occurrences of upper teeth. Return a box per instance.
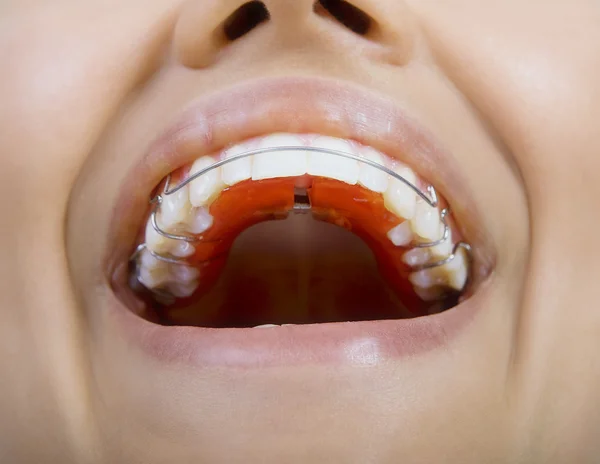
[383,166,417,220]
[222,144,253,186]
[306,136,360,185]
[189,156,224,207]
[253,134,308,180]
[139,132,468,301]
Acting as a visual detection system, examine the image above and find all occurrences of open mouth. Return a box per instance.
[105,77,494,364]
[128,132,471,328]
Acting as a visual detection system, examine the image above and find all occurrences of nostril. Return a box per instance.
[314,0,373,36]
[223,1,270,41]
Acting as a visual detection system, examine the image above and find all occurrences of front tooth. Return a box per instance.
[410,201,442,242]
[189,156,224,207]
[383,166,417,219]
[308,136,359,184]
[222,143,253,186]
[252,134,307,180]
[159,185,191,229]
[358,147,388,193]
[387,221,413,247]
[253,324,280,328]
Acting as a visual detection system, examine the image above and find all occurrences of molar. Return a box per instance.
[138,250,172,288]
[159,185,191,228]
[166,281,199,298]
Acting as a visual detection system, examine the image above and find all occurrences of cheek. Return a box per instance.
[412,0,600,450]
[0,1,176,204]
[414,0,600,246]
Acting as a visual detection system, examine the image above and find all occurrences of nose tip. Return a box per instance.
[174,0,413,68]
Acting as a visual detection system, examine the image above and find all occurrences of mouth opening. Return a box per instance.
[125,134,472,329]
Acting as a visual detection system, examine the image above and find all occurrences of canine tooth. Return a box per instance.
[403,248,431,267]
[222,143,253,186]
[252,134,307,180]
[189,207,213,234]
[387,221,413,247]
[358,147,388,193]
[159,185,191,229]
[410,201,442,241]
[308,136,359,184]
[383,166,417,220]
[189,156,224,206]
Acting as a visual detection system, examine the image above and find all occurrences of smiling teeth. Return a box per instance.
[222,143,253,186]
[252,133,307,180]
[358,147,389,193]
[135,133,470,303]
[308,136,360,184]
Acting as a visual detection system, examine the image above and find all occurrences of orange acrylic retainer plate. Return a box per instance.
[160,175,430,316]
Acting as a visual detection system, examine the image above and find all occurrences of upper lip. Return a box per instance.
[107,75,495,287]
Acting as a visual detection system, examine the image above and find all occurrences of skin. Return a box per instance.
[1,0,599,462]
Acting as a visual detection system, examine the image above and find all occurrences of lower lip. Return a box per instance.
[109,278,490,368]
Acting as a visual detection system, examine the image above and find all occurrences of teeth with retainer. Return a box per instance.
[133,133,470,305]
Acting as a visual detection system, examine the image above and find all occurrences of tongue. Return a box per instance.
[158,177,428,327]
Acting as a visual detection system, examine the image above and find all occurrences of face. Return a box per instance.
[1,0,599,462]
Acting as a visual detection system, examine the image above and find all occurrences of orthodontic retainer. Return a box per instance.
[130,146,472,297]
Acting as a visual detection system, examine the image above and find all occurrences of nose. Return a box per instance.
[173,0,414,68]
